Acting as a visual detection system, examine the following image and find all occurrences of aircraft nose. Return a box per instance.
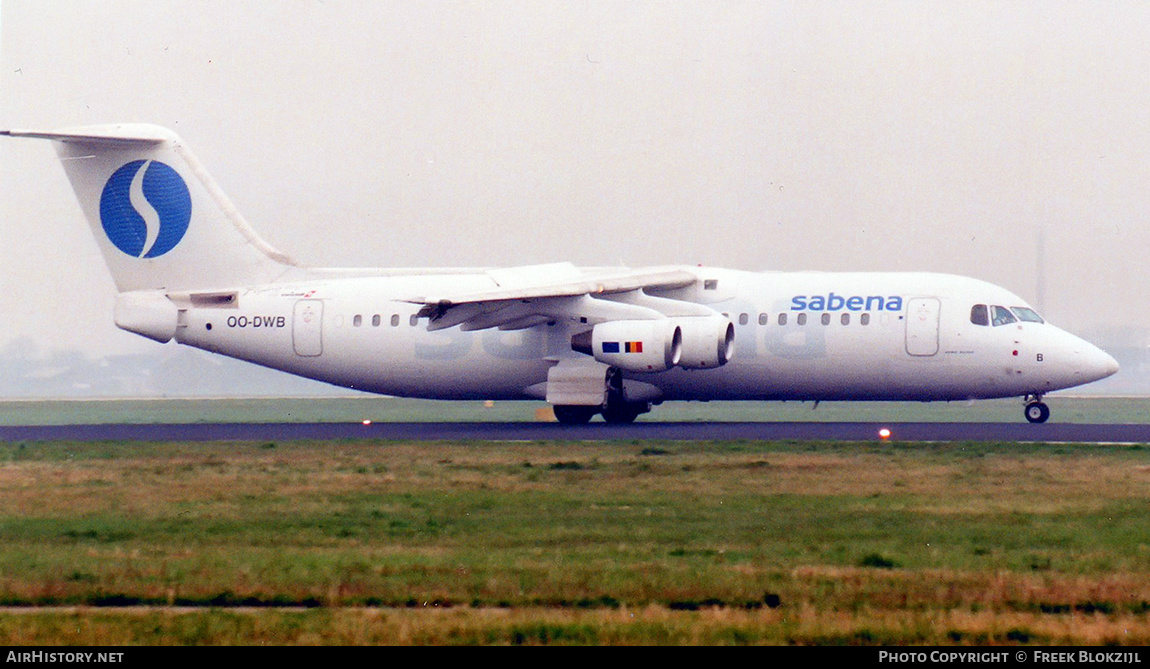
[1043,329,1119,390]
[1078,342,1119,384]
[1096,348,1120,380]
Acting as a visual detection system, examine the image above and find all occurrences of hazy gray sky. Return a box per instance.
[2,0,1149,357]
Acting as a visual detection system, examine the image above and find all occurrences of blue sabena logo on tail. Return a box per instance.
[99,160,191,258]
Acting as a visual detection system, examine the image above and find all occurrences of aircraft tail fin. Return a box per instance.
[3,124,300,292]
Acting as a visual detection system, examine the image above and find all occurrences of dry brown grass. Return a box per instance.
[1,604,1148,645]
[1,439,1149,644]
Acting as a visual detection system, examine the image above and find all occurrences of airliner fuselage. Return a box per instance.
[164,265,1116,412]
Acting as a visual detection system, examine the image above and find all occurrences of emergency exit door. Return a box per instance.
[293,300,323,357]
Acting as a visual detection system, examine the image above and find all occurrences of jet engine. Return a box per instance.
[676,315,735,369]
[583,319,683,373]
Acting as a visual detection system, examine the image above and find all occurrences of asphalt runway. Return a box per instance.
[3,421,1150,443]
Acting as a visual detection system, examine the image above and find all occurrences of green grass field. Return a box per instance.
[0,437,1149,644]
[2,395,1149,425]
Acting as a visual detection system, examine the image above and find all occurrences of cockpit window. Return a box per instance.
[991,305,1017,327]
[970,304,989,326]
[1011,307,1044,324]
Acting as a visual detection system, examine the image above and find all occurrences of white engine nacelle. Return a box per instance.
[590,319,682,373]
[676,315,735,369]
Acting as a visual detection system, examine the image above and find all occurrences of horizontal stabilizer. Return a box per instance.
[2,125,175,146]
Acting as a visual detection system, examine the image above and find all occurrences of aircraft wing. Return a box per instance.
[405,264,713,331]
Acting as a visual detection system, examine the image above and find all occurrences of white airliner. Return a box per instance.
[3,124,1119,423]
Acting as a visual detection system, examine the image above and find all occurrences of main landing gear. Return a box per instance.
[552,367,652,424]
[1024,394,1050,424]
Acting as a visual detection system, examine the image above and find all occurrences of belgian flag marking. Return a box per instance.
[603,341,644,354]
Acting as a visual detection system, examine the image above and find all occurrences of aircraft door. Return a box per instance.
[905,297,940,356]
[293,299,323,357]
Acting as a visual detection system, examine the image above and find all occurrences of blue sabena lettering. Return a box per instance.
[790,293,904,312]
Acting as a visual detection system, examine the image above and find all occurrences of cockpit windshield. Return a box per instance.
[1011,306,1044,324]
[991,306,1017,326]
[970,303,1045,326]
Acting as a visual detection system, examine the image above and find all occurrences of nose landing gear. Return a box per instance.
[1024,394,1050,424]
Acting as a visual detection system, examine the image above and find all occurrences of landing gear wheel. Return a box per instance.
[600,367,650,424]
[553,405,597,425]
[1024,401,1050,424]
[602,403,644,424]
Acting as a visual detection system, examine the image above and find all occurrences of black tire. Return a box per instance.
[1025,401,1050,424]
[553,405,597,424]
[602,404,643,424]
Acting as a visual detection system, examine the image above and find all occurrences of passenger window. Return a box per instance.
[739,313,749,326]
[409,314,419,327]
[841,313,850,326]
[372,314,381,327]
[860,313,870,326]
[391,314,400,327]
[777,313,787,326]
[797,313,807,326]
[758,313,768,325]
[1011,307,1044,324]
[821,313,831,326]
[970,304,989,326]
[353,315,362,327]
[991,306,1017,327]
